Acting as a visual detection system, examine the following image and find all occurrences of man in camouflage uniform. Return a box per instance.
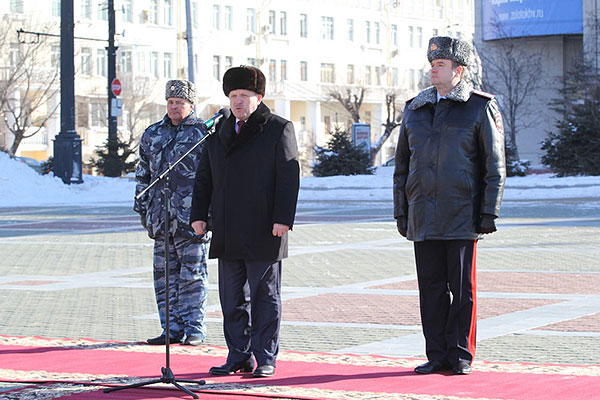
[134,79,209,346]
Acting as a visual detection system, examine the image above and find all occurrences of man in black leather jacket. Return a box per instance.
[393,36,506,375]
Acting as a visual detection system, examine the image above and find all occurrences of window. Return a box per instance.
[122,0,132,22]
[247,8,256,33]
[81,48,92,75]
[164,0,172,25]
[150,52,158,78]
[81,0,92,19]
[10,0,24,13]
[98,1,108,20]
[280,60,287,81]
[151,0,159,24]
[268,10,276,34]
[247,57,257,66]
[364,66,372,85]
[409,69,416,90]
[374,22,380,44]
[417,27,423,48]
[225,56,233,70]
[192,2,198,28]
[137,52,146,74]
[224,6,232,30]
[96,49,106,76]
[51,45,60,65]
[300,61,308,81]
[391,67,399,86]
[213,55,221,80]
[52,0,60,17]
[375,66,381,85]
[408,26,414,47]
[9,44,21,68]
[320,63,335,83]
[300,14,308,37]
[269,59,276,81]
[213,5,221,29]
[347,64,354,84]
[91,102,105,127]
[280,11,287,35]
[321,16,334,40]
[163,52,172,78]
[432,28,438,37]
[119,50,132,74]
[392,24,398,46]
[347,19,354,41]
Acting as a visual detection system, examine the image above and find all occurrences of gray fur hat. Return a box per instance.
[165,79,196,104]
[427,36,471,66]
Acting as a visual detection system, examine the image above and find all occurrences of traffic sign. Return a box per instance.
[111,78,122,96]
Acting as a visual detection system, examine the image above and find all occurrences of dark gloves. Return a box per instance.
[396,216,407,237]
[477,213,497,234]
[140,212,147,229]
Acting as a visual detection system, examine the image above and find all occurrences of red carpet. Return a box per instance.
[1,335,599,399]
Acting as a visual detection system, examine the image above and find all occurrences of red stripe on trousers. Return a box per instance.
[468,240,478,359]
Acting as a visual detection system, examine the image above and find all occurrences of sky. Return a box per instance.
[1,151,600,208]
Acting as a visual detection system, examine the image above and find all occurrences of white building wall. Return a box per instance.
[4,0,474,172]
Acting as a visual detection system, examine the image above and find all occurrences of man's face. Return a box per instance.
[167,98,193,125]
[228,89,263,121]
[430,59,460,87]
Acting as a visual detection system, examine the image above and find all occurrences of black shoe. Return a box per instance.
[208,360,255,376]
[182,334,204,346]
[252,365,275,378]
[452,360,472,375]
[146,334,182,345]
[414,360,451,374]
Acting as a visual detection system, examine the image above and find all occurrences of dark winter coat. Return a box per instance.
[134,111,206,239]
[393,80,506,241]
[190,102,300,260]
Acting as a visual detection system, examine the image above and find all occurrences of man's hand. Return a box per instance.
[192,220,207,235]
[272,223,290,237]
[396,216,407,237]
[476,214,497,234]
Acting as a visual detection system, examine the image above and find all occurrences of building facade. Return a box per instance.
[1,0,474,174]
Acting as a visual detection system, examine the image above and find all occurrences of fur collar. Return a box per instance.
[218,101,271,154]
[408,80,473,110]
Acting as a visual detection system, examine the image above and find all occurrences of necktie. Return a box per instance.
[236,120,244,134]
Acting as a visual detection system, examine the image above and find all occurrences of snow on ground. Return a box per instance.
[1,151,600,207]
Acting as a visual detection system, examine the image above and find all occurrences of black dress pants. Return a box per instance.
[414,239,477,366]
[217,259,282,367]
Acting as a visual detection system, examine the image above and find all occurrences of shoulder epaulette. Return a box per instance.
[471,89,495,99]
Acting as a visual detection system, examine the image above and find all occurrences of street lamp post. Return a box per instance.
[53,0,83,184]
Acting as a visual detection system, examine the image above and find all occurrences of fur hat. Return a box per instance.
[427,36,471,66]
[165,79,196,104]
[222,66,266,97]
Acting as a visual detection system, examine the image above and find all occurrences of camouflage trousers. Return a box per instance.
[153,233,209,339]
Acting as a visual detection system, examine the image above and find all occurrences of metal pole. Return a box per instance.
[53,0,83,184]
[185,0,195,82]
[107,0,118,145]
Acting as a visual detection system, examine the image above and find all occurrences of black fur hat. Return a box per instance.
[427,36,471,66]
[222,66,266,97]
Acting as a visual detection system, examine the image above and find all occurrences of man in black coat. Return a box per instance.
[191,66,300,378]
[393,36,506,375]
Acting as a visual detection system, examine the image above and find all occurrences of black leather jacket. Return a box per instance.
[393,80,506,241]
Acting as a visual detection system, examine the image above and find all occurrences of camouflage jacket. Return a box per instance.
[134,111,206,239]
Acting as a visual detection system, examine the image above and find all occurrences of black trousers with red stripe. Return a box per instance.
[413,239,477,366]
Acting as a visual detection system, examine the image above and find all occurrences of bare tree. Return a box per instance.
[370,92,403,164]
[118,74,161,147]
[0,18,59,156]
[477,25,544,160]
[327,86,366,123]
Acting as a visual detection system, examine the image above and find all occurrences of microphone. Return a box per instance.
[202,108,230,131]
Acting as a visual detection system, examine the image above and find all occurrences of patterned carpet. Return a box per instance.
[1,336,599,400]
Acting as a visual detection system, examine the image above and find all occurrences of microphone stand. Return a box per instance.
[104,114,222,399]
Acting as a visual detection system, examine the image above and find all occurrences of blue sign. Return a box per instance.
[482,0,583,41]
